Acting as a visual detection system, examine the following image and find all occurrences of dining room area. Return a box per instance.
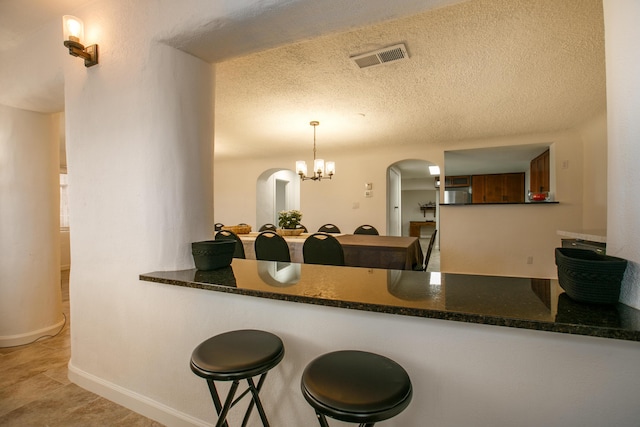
[210,218,439,273]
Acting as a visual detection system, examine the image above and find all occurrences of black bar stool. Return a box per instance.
[301,350,412,426]
[190,329,285,427]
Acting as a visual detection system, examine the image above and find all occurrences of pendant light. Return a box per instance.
[296,121,335,181]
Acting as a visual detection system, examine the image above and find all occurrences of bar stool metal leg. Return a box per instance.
[191,330,285,427]
[204,371,272,427]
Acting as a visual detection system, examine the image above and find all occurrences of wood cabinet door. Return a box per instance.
[472,173,525,203]
[472,175,485,203]
[503,173,525,202]
[484,174,504,203]
[530,149,550,192]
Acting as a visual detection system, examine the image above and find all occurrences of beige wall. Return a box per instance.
[0,105,63,346]
[215,143,448,234]
[60,229,70,271]
[580,111,608,229]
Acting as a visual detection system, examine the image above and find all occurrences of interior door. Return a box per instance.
[388,167,401,236]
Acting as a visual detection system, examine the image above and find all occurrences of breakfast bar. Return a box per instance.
[138,259,640,426]
[141,259,640,342]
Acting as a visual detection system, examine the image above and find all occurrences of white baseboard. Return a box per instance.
[0,317,65,348]
[68,362,212,427]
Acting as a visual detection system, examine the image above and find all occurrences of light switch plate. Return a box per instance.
[365,183,372,190]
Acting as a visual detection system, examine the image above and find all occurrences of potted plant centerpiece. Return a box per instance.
[278,209,304,236]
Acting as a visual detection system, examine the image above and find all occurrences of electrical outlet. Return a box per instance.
[527,256,534,264]
[364,190,373,198]
[562,160,569,169]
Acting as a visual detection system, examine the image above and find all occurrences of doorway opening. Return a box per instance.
[387,159,440,271]
[256,169,300,229]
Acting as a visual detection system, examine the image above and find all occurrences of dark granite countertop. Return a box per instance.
[140,259,640,342]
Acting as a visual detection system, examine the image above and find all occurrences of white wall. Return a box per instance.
[61,0,215,418]
[0,105,63,346]
[73,283,640,427]
[604,0,640,309]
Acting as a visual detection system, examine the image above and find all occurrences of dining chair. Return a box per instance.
[215,230,246,259]
[416,229,437,271]
[214,223,224,231]
[353,224,379,235]
[259,223,277,232]
[296,224,308,232]
[303,233,345,266]
[317,224,341,233]
[255,231,291,262]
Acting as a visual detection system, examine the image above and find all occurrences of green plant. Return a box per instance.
[278,209,302,229]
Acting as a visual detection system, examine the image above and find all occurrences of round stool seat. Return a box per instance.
[191,329,285,381]
[301,350,412,424]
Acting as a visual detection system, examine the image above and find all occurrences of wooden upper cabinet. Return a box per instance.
[503,173,525,202]
[472,173,525,203]
[530,149,550,192]
[471,175,485,203]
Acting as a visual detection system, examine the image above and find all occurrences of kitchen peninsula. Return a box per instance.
[137,260,640,426]
[141,259,640,342]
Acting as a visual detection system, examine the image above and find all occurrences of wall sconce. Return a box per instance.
[62,15,98,67]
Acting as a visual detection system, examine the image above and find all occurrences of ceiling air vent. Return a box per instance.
[350,44,409,69]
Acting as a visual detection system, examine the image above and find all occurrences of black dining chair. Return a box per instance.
[353,224,379,235]
[259,223,277,232]
[215,230,246,259]
[214,223,224,231]
[415,230,437,271]
[255,231,291,262]
[296,224,308,232]
[303,233,345,266]
[317,224,341,233]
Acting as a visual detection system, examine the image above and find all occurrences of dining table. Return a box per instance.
[238,232,424,270]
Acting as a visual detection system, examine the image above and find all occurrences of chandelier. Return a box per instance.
[296,121,335,181]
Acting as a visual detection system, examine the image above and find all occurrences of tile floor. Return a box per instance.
[0,270,163,427]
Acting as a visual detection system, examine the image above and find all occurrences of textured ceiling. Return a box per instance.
[0,0,605,172]
[214,0,606,161]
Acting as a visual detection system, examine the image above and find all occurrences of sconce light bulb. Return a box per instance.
[63,15,84,42]
[67,20,82,37]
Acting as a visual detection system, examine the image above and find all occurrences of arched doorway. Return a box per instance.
[387,159,440,271]
[256,169,300,229]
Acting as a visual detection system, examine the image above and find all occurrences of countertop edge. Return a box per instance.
[139,272,640,343]
[556,230,607,243]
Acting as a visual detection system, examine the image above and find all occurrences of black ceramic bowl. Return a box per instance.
[192,240,235,271]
